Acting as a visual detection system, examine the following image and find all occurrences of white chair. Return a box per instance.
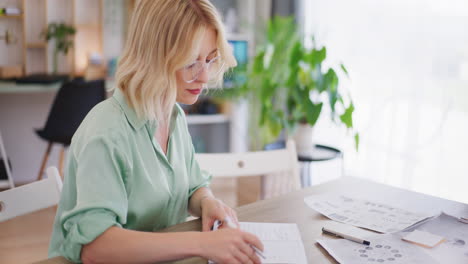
[195,139,300,202]
[0,166,62,222]
[0,129,15,189]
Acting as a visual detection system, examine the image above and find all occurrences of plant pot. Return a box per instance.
[292,123,315,156]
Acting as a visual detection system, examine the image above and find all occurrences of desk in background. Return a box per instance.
[0,80,114,94]
[0,81,62,94]
[1,176,465,264]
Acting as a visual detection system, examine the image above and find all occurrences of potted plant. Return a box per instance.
[42,22,76,75]
[216,16,358,152]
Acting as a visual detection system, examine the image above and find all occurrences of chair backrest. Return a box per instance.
[41,79,106,144]
[0,166,62,222]
[0,129,14,189]
[195,139,301,192]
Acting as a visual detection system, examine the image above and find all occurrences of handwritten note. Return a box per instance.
[209,222,307,264]
[240,222,307,264]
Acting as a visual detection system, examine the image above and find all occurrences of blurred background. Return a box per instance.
[1,0,467,206]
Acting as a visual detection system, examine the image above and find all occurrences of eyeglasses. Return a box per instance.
[180,56,225,83]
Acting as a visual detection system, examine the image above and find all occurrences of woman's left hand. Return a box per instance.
[201,197,239,232]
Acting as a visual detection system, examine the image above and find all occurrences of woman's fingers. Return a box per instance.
[203,228,263,264]
[202,218,214,232]
[237,239,262,264]
[242,231,264,252]
[229,208,239,227]
[250,251,262,264]
[233,248,253,264]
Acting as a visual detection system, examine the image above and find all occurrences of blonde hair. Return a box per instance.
[114,0,236,125]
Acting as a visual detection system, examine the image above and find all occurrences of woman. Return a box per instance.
[48,0,263,263]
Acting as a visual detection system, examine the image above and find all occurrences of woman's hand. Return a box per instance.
[200,197,239,232]
[199,228,264,264]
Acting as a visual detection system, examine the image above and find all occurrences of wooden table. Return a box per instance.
[0,206,57,263]
[3,176,468,264]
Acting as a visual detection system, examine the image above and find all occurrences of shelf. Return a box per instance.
[75,23,100,29]
[26,42,47,49]
[186,114,229,125]
[0,14,23,19]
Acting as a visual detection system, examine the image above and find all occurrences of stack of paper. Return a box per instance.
[304,194,432,233]
[318,213,468,264]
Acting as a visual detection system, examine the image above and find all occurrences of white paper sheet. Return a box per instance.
[398,212,468,264]
[209,222,307,264]
[304,194,431,233]
[318,234,438,264]
[402,230,445,248]
[318,213,468,264]
[240,222,308,264]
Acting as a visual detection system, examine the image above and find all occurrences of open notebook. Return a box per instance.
[209,222,307,264]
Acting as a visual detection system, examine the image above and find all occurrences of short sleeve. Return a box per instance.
[58,136,129,262]
[186,137,212,198]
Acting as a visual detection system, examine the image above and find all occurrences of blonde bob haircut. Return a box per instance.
[115,0,237,124]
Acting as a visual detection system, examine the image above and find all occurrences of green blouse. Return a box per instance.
[48,88,212,262]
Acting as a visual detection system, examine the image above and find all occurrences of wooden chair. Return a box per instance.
[0,166,62,222]
[195,139,300,204]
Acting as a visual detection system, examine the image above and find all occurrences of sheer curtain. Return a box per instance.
[300,0,468,203]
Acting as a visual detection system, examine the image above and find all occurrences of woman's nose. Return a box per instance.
[196,66,209,83]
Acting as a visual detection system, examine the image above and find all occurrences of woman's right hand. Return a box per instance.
[199,228,264,264]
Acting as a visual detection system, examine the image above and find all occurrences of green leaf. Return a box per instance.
[286,66,298,87]
[306,46,326,67]
[260,78,275,101]
[304,100,323,126]
[269,114,283,138]
[324,69,339,111]
[252,51,265,74]
[263,44,274,69]
[354,133,360,151]
[340,63,349,77]
[316,47,327,64]
[260,109,283,140]
[259,103,268,126]
[42,22,76,56]
[289,41,303,68]
[298,67,309,88]
[340,104,355,128]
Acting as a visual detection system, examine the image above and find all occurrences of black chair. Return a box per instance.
[36,79,106,180]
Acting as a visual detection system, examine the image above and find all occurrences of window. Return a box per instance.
[301,0,468,202]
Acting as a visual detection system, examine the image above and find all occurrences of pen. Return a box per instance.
[322,227,371,245]
[222,216,238,229]
[219,217,266,260]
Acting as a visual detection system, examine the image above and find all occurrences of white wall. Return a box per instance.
[303,0,468,203]
[102,0,125,61]
[0,92,66,184]
[0,0,23,67]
